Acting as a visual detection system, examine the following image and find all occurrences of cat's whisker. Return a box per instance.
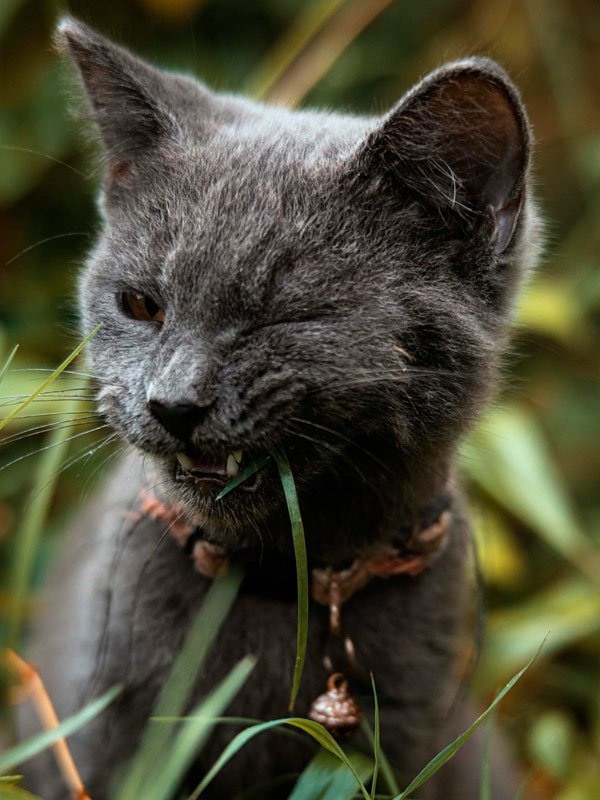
[67,433,121,479]
[1,410,98,421]
[0,386,96,401]
[10,368,100,379]
[0,387,95,398]
[5,232,89,267]
[80,441,131,499]
[0,145,88,178]
[0,397,97,410]
[307,368,464,395]
[0,416,99,447]
[26,433,120,506]
[153,509,187,554]
[0,423,110,474]
[289,415,391,473]
[283,425,368,484]
[9,370,124,391]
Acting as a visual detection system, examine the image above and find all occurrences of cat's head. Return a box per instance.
[57,17,538,534]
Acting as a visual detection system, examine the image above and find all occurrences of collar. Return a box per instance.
[135,488,452,629]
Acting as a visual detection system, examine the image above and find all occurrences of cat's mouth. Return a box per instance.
[173,448,256,489]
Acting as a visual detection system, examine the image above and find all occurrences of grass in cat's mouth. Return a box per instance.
[174,448,258,489]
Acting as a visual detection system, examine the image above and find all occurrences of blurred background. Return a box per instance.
[0,1,599,797]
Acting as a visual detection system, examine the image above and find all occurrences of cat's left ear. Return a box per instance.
[55,16,184,181]
[354,59,531,254]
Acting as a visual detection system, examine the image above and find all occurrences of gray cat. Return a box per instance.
[20,15,540,799]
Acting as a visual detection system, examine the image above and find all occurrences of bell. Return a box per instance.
[308,672,362,740]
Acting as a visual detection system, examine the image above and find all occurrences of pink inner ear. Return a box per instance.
[107,160,134,184]
[365,64,529,228]
[493,194,523,254]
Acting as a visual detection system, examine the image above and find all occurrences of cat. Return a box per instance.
[19,15,540,800]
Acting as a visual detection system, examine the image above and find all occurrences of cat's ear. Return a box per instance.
[55,16,182,180]
[356,59,531,253]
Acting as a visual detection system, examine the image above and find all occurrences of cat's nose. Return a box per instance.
[148,398,213,441]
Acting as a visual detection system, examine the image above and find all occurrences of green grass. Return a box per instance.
[0,685,122,774]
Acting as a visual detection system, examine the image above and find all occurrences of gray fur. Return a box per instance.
[21,16,540,799]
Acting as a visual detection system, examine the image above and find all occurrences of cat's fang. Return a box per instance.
[233,449,243,464]
[176,452,195,471]
[226,454,240,477]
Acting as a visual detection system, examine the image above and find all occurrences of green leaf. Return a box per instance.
[526,710,574,781]
[370,673,380,798]
[289,748,374,800]
[481,578,600,689]
[0,0,25,36]
[115,567,243,800]
[0,786,43,800]
[516,280,583,344]
[0,325,101,432]
[0,685,122,773]
[215,454,271,500]
[0,345,18,388]
[393,638,546,799]
[137,656,256,800]
[461,405,591,570]
[272,449,309,711]
[6,398,85,649]
[188,717,371,800]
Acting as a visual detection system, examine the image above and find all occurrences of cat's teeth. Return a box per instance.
[226,454,240,477]
[233,449,243,464]
[176,452,194,471]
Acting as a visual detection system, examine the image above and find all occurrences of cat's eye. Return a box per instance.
[120,291,165,323]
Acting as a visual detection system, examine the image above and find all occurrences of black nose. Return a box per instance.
[148,399,212,441]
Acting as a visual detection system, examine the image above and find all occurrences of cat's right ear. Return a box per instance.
[350,59,531,255]
[55,16,182,182]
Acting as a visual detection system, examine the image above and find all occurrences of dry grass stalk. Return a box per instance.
[6,649,91,800]
[264,0,393,108]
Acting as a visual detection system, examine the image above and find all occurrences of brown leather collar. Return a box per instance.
[134,488,452,624]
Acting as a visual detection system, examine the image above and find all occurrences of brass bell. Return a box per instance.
[308,672,362,740]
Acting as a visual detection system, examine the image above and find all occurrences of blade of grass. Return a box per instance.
[263,0,393,108]
[115,567,243,800]
[370,673,381,798]
[215,454,271,501]
[0,324,100,432]
[361,720,399,796]
[245,0,347,100]
[0,684,121,773]
[5,400,82,649]
[272,449,308,711]
[137,656,256,800]
[479,714,493,800]
[393,637,547,799]
[0,345,18,388]
[289,748,374,800]
[188,717,371,800]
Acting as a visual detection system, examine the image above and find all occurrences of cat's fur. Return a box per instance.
[20,16,539,799]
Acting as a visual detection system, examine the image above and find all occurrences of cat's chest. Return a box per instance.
[101,507,468,721]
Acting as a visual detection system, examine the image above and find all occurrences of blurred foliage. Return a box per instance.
[0,1,599,798]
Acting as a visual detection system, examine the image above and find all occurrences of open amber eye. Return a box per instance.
[121,292,165,323]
